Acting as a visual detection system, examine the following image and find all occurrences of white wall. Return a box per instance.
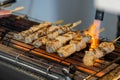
[4,0,117,40]
[100,13,117,41]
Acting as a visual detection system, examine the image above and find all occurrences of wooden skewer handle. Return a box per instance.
[112,36,120,43]
[70,20,82,29]
[52,20,64,25]
[10,6,24,13]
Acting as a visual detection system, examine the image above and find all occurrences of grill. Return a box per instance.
[0,14,120,80]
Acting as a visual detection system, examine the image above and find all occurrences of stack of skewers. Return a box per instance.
[13,20,87,57]
[13,19,118,67]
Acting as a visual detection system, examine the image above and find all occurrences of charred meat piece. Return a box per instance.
[14,22,52,40]
[46,31,79,53]
[83,42,115,66]
[57,35,91,58]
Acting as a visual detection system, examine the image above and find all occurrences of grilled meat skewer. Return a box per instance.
[25,23,73,44]
[13,20,64,40]
[32,31,79,49]
[25,25,60,43]
[14,22,52,40]
[57,35,91,58]
[83,42,115,66]
[22,20,81,43]
[47,20,82,39]
[32,36,47,48]
[46,31,80,53]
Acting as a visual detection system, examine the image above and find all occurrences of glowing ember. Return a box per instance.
[87,20,101,50]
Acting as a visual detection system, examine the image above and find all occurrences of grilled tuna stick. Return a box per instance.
[46,31,80,53]
[57,35,91,58]
[14,20,64,40]
[83,36,120,66]
[47,20,82,39]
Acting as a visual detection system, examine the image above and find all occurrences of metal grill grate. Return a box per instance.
[0,31,120,79]
[0,15,120,80]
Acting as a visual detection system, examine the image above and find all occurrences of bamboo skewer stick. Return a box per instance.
[10,6,24,13]
[52,20,64,25]
[70,20,82,29]
[112,36,120,43]
[98,28,105,34]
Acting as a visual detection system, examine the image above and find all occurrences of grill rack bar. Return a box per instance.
[0,15,39,32]
[0,14,120,79]
[0,31,119,79]
[0,50,65,80]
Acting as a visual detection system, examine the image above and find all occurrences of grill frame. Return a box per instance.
[0,14,120,80]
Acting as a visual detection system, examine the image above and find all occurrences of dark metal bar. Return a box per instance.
[95,10,104,21]
[117,16,120,42]
[0,51,65,80]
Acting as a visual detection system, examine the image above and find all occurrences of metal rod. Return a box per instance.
[84,57,120,80]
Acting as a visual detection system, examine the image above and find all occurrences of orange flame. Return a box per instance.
[87,20,101,50]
